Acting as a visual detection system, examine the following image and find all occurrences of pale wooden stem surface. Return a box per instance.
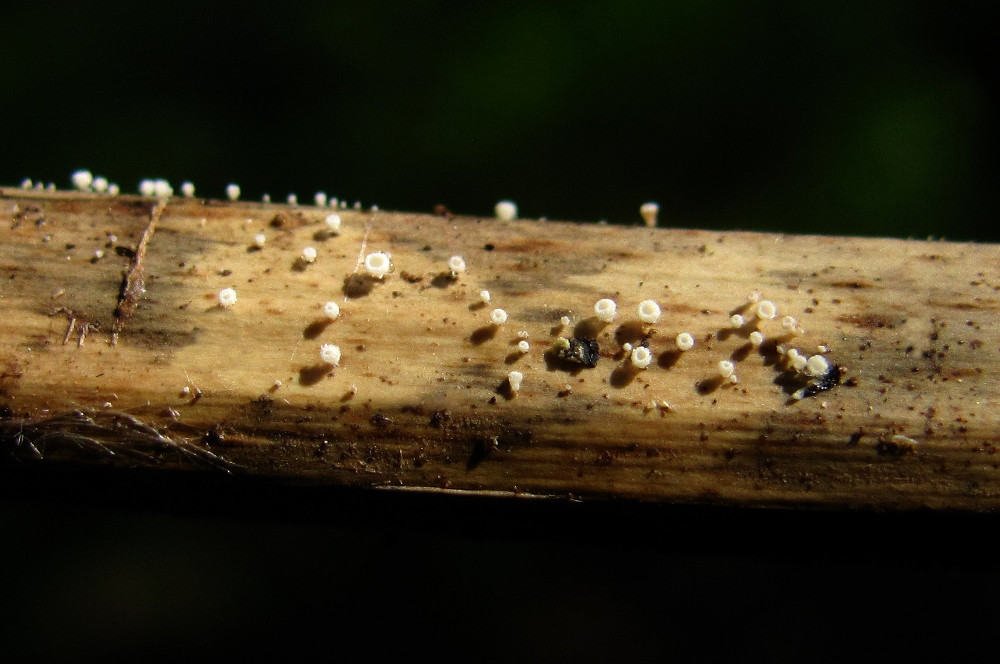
[2,189,999,510]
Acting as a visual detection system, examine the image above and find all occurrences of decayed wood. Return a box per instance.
[2,188,999,510]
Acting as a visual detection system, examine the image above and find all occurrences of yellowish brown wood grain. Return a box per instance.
[2,188,999,510]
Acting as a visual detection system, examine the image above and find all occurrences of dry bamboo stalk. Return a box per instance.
[1,187,999,511]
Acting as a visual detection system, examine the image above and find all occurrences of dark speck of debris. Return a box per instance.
[484,243,495,251]
[370,413,392,428]
[556,337,600,368]
[115,246,135,259]
[422,245,432,252]
[219,269,233,277]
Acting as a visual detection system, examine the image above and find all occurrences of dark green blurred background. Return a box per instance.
[3,1,997,239]
[3,1,1000,659]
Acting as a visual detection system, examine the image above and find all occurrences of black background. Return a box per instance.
[3,1,999,659]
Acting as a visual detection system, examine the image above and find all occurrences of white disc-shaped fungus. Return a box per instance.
[791,354,808,372]
[594,298,617,323]
[107,183,120,196]
[139,179,156,197]
[319,343,341,366]
[324,214,341,235]
[287,193,298,205]
[92,177,109,193]
[301,246,317,263]
[314,192,327,207]
[490,308,508,325]
[517,340,530,353]
[637,299,661,324]
[781,315,798,332]
[253,233,266,248]
[20,178,32,189]
[323,301,340,320]
[364,251,392,278]
[718,360,735,379]
[756,300,778,320]
[71,170,93,191]
[448,255,466,276]
[639,202,659,227]
[181,181,195,198]
[805,354,829,377]
[479,290,492,305]
[218,287,237,308]
[226,184,241,201]
[507,370,524,393]
[495,200,517,221]
[560,315,571,327]
[749,331,764,346]
[676,332,695,351]
[631,346,653,369]
[153,179,172,198]
[730,314,745,328]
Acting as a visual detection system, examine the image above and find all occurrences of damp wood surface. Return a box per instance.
[2,188,1000,511]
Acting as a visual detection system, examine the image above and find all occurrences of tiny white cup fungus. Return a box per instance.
[364,251,392,279]
[637,299,662,324]
[479,290,492,305]
[594,298,617,323]
[805,354,830,377]
[287,193,298,205]
[71,170,93,191]
[495,200,518,221]
[92,177,109,193]
[139,179,156,197]
[153,179,173,198]
[756,300,778,320]
[781,316,799,333]
[181,181,195,198]
[621,342,633,353]
[631,346,653,369]
[319,343,341,366]
[559,315,571,326]
[253,233,266,248]
[676,332,695,351]
[218,287,237,308]
[262,193,271,203]
[314,192,327,207]
[718,360,735,379]
[107,183,120,196]
[324,214,342,235]
[353,201,362,210]
[301,246,317,263]
[517,340,530,353]
[517,330,529,339]
[323,301,340,321]
[747,291,761,303]
[448,255,466,276]
[226,184,241,201]
[749,331,764,346]
[791,354,808,372]
[507,370,524,393]
[490,308,508,325]
[730,314,745,328]
[329,197,339,208]
[20,178,32,189]
[639,202,659,227]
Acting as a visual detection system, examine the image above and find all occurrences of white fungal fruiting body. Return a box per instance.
[507,370,524,393]
[324,214,341,235]
[730,314,745,328]
[495,200,517,221]
[756,300,778,320]
[107,183,120,196]
[560,315,571,326]
[253,233,266,248]
[287,193,298,205]
[301,247,317,263]
[181,181,195,197]
[262,193,271,203]
[448,255,466,276]
[490,308,508,325]
[594,298,617,323]
[805,354,829,377]
[781,315,797,331]
[314,192,327,207]
[20,178,32,189]
[218,287,237,308]
[71,170,93,191]
[749,331,764,346]
[139,179,156,197]
[479,290,491,305]
[517,340,530,353]
[364,252,392,279]
[319,343,341,366]
[718,360,735,379]
[637,300,661,324]
[747,292,761,303]
[226,184,241,201]
[153,179,173,198]
[791,354,808,372]
[92,177,109,193]
[676,332,695,351]
[322,301,340,321]
[622,342,633,353]
[639,202,659,227]
[631,346,653,369]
